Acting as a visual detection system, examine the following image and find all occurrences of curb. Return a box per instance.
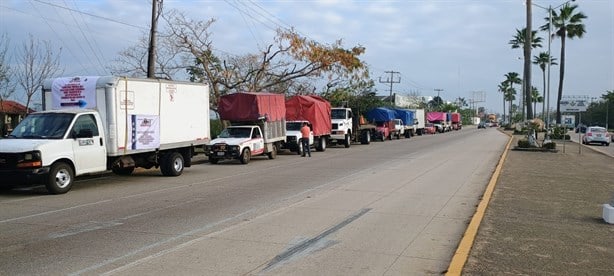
[445,132,514,275]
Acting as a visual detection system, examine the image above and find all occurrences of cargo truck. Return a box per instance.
[284,95,331,154]
[205,92,285,164]
[366,107,400,141]
[330,107,374,146]
[409,109,426,135]
[427,111,449,133]
[451,112,462,130]
[394,109,417,138]
[0,76,211,194]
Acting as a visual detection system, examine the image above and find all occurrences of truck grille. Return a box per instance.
[0,153,18,170]
[212,144,227,151]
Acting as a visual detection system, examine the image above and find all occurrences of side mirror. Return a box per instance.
[74,129,93,138]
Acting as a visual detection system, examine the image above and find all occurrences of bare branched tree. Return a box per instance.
[14,34,63,113]
[0,33,16,112]
[109,31,186,80]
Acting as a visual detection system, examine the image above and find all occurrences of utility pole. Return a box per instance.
[379,71,400,105]
[147,0,163,78]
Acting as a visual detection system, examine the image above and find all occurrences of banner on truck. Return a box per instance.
[51,76,99,109]
[131,115,160,150]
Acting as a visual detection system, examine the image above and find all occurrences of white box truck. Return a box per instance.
[0,76,210,194]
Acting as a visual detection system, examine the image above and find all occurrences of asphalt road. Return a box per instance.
[0,127,509,275]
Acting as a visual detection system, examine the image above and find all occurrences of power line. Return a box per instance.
[32,0,148,30]
[379,70,400,104]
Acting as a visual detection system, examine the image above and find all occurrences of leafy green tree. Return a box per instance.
[540,3,587,123]
[532,51,557,118]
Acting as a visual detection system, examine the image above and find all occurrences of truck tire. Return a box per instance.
[161,152,184,176]
[360,130,371,145]
[209,157,219,164]
[344,133,351,148]
[112,167,134,175]
[405,131,410,138]
[45,162,74,194]
[267,144,277,159]
[396,133,401,139]
[316,137,327,152]
[240,148,251,164]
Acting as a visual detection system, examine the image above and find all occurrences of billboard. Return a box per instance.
[560,96,588,112]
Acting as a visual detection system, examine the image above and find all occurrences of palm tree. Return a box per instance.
[540,4,587,124]
[504,72,522,122]
[509,28,543,120]
[530,86,543,118]
[532,52,557,119]
[505,87,517,123]
[498,82,509,124]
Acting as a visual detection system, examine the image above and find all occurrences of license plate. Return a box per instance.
[597,134,602,137]
[217,152,225,156]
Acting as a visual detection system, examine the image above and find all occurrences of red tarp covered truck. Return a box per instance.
[205,92,286,164]
[451,112,462,130]
[284,95,332,153]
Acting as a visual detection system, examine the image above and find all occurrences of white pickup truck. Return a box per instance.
[283,121,314,155]
[205,125,278,164]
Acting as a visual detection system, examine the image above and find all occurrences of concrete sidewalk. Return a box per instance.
[462,134,614,275]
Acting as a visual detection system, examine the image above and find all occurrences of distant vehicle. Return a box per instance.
[575,124,587,133]
[424,123,437,134]
[582,126,610,146]
[478,121,487,129]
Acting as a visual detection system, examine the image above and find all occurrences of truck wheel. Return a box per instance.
[112,167,134,175]
[267,144,277,159]
[360,130,371,145]
[344,134,351,148]
[161,152,184,176]
[209,157,219,164]
[45,162,74,194]
[316,137,327,152]
[396,133,401,139]
[240,148,251,164]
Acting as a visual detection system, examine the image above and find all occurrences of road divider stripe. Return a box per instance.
[445,132,513,275]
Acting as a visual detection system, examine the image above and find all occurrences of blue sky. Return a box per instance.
[1,0,612,114]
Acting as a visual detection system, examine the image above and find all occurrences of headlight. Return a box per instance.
[17,151,42,168]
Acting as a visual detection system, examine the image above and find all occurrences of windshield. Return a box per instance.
[218,127,252,138]
[589,128,605,133]
[331,109,347,119]
[9,113,74,139]
[286,122,302,131]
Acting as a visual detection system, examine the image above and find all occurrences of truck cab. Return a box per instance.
[330,108,352,147]
[205,125,273,164]
[393,118,404,138]
[0,110,107,194]
[282,121,314,155]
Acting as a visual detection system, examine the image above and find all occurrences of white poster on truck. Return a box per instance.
[51,76,99,109]
[131,114,160,150]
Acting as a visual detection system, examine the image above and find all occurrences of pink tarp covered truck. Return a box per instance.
[426,112,449,133]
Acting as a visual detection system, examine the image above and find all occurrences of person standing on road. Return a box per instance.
[300,122,311,157]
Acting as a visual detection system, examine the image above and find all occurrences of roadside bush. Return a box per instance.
[517,139,530,148]
[542,142,556,149]
[550,126,570,140]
